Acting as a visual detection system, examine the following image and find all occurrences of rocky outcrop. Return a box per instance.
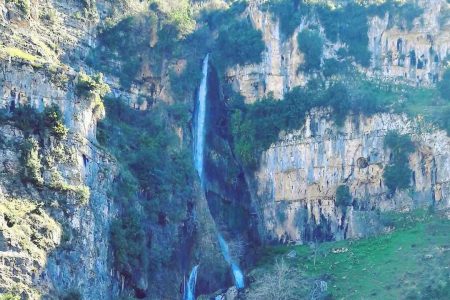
[0,121,117,299]
[251,110,450,244]
[368,0,450,85]
[0,3,120,295]
[225,2,306,103]
[226,0,449,103]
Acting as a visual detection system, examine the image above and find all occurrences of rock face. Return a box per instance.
[368,0,450,85]
[1,0,229,298]
[0,0,120,297]
[226,0,450,103]
[226,2,306,103]
[251,110,450,244]
[0,114,117,299]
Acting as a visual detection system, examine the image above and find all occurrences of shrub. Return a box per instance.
[383,132,415,193]
[215,20,265,70]
[76,71,109,119]
[323,82,351,126]
[75,71,110,98]
[43,104,68,139]
[297,29,323,71]
[110,207,145,278]
[13,105,44,136]
[49,168,90,205]
[335,185,352,208]
[263,0,311,38]
[21,137,44,187]
[0,294,20,300]
[6,0,30,15]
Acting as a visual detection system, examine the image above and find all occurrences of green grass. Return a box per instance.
[252,210,450,299]
[0,47,38,63]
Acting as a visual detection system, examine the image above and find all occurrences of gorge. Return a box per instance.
[0,0,449,299]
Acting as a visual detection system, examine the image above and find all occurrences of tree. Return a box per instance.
[335,185,352,208]
[297,29,323,71]
[247,259,297,300]
[216,20,265,68]
[383,132,415,193]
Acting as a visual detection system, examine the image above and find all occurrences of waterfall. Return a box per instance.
[194,54,209,186]
[218,235,245,289]
[184,265,199,300]
[191,54,245,296]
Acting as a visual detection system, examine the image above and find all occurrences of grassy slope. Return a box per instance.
[252,210,450,299]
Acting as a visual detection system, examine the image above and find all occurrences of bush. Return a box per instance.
[76,71,109,118]
[44,104,68,139]
[383,132,415,193]
[110,207,145,278]
[12,104,68,139]
[335,185,352,208]
[323,82,351,126]
[215,20,265,69]
[6,0,30,15]
[98,97,195,282]
[21,137,44,187]
[75,71,110,98]
[263,0,311,38]
[297,29,323,71]
[13,105,44,136]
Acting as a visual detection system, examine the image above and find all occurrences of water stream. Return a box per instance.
[184,265,199,300]
[187,54,244,299]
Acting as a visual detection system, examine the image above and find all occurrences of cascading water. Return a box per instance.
[194,54,209,186]
[184,265,199,300]
[218,235,245,289]
[185,54,209,300]
[190,54,245,298]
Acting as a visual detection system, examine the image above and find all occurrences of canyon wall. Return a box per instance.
[226,0,450,103]
[250,110,450,244]
[368,0,450,85]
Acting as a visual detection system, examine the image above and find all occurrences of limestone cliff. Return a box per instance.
[368,0,450,85]
[0,0,230,298]
[250,109,450,244]
[226,0,450,103]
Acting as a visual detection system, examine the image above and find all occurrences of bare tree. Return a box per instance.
[246,259,297,300]
[228,235,248,262]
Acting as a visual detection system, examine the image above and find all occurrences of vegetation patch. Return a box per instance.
[383,132,415,193]
[264,0,423,67]
[75,71,110,119]
[297,29,323,71]
[335,185,352,208]
[0,198,62,264]
[0,47,38,63]
[230,65,450,169]
[214,19,265,70]
[97,97,194,285]
[5,0,30,15]
[250,210,450,299]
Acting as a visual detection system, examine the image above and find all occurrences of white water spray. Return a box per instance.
[218,235,245,289]
[184,265,199,300]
